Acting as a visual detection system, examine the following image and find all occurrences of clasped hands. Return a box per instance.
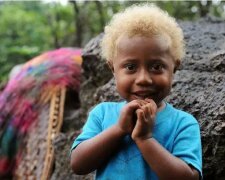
[117,99,157,142]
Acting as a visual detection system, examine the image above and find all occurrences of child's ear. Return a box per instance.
[174,60,181,73]
[107,61,114,73]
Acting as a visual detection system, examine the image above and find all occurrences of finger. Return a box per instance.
[131,99,148,108]
[145,103,152,120]
[145,98,154,104]
[151,101,157,115]
[136,99,148,107]
[145,98,157,114]
[139,108,150,125]
[136,109,145,123]
[148,103,155,120]
[140,102,156,123]
[141,104,151,123]
[125,101,142,113]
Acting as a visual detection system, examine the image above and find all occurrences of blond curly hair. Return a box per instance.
[101,4,185,64]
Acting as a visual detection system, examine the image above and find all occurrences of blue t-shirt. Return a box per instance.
[71,101,202,179]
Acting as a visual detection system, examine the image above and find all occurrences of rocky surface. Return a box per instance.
[52,18,225,180]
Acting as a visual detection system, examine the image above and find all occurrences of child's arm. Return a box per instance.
[135,137,199,180]
[71,124,126,175]
[71,100,145,175]
[132,99,199,180]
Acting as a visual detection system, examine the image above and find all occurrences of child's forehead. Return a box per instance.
[112,35,175,65]
[116,34,171,52]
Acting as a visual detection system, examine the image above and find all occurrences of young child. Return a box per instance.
[70,4,202,180]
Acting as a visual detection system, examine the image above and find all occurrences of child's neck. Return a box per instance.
[157,101,166,112]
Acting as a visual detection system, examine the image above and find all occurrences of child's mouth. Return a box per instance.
[134,95,150,99]
[133,91,155,99]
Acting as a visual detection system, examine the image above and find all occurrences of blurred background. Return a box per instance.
[0,1,224,179]
[0,0,224,84]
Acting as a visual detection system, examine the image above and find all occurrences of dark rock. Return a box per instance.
[94,78,122,103]
[79,33,113,117]
[51,133,93,180]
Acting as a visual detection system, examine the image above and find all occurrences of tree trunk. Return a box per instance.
[70,0,83,47]
[95,1,105,32]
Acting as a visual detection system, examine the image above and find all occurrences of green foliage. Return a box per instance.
[0,2,51,82]
[0,0,224,84]
[0,1,74,83]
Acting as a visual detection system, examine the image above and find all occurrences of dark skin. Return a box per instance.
[71,35,199,179]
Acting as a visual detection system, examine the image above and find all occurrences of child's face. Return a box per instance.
[111,35,176,107]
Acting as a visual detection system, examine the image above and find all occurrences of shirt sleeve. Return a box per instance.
[71,104,103,151]
[172,115,202,178]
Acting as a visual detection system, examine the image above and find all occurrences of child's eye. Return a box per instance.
[125,64,136,71]
[150,63,164,72]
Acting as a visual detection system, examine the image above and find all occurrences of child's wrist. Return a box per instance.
[132,134,153,143]
[113,124,128,137]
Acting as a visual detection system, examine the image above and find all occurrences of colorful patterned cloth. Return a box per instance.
[0,48,82,177]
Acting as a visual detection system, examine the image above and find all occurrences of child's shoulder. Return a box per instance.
[166,103,198,125]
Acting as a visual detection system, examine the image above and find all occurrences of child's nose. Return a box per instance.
[135,69,152,85]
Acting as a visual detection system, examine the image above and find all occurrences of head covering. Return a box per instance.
[0,48,82,177]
